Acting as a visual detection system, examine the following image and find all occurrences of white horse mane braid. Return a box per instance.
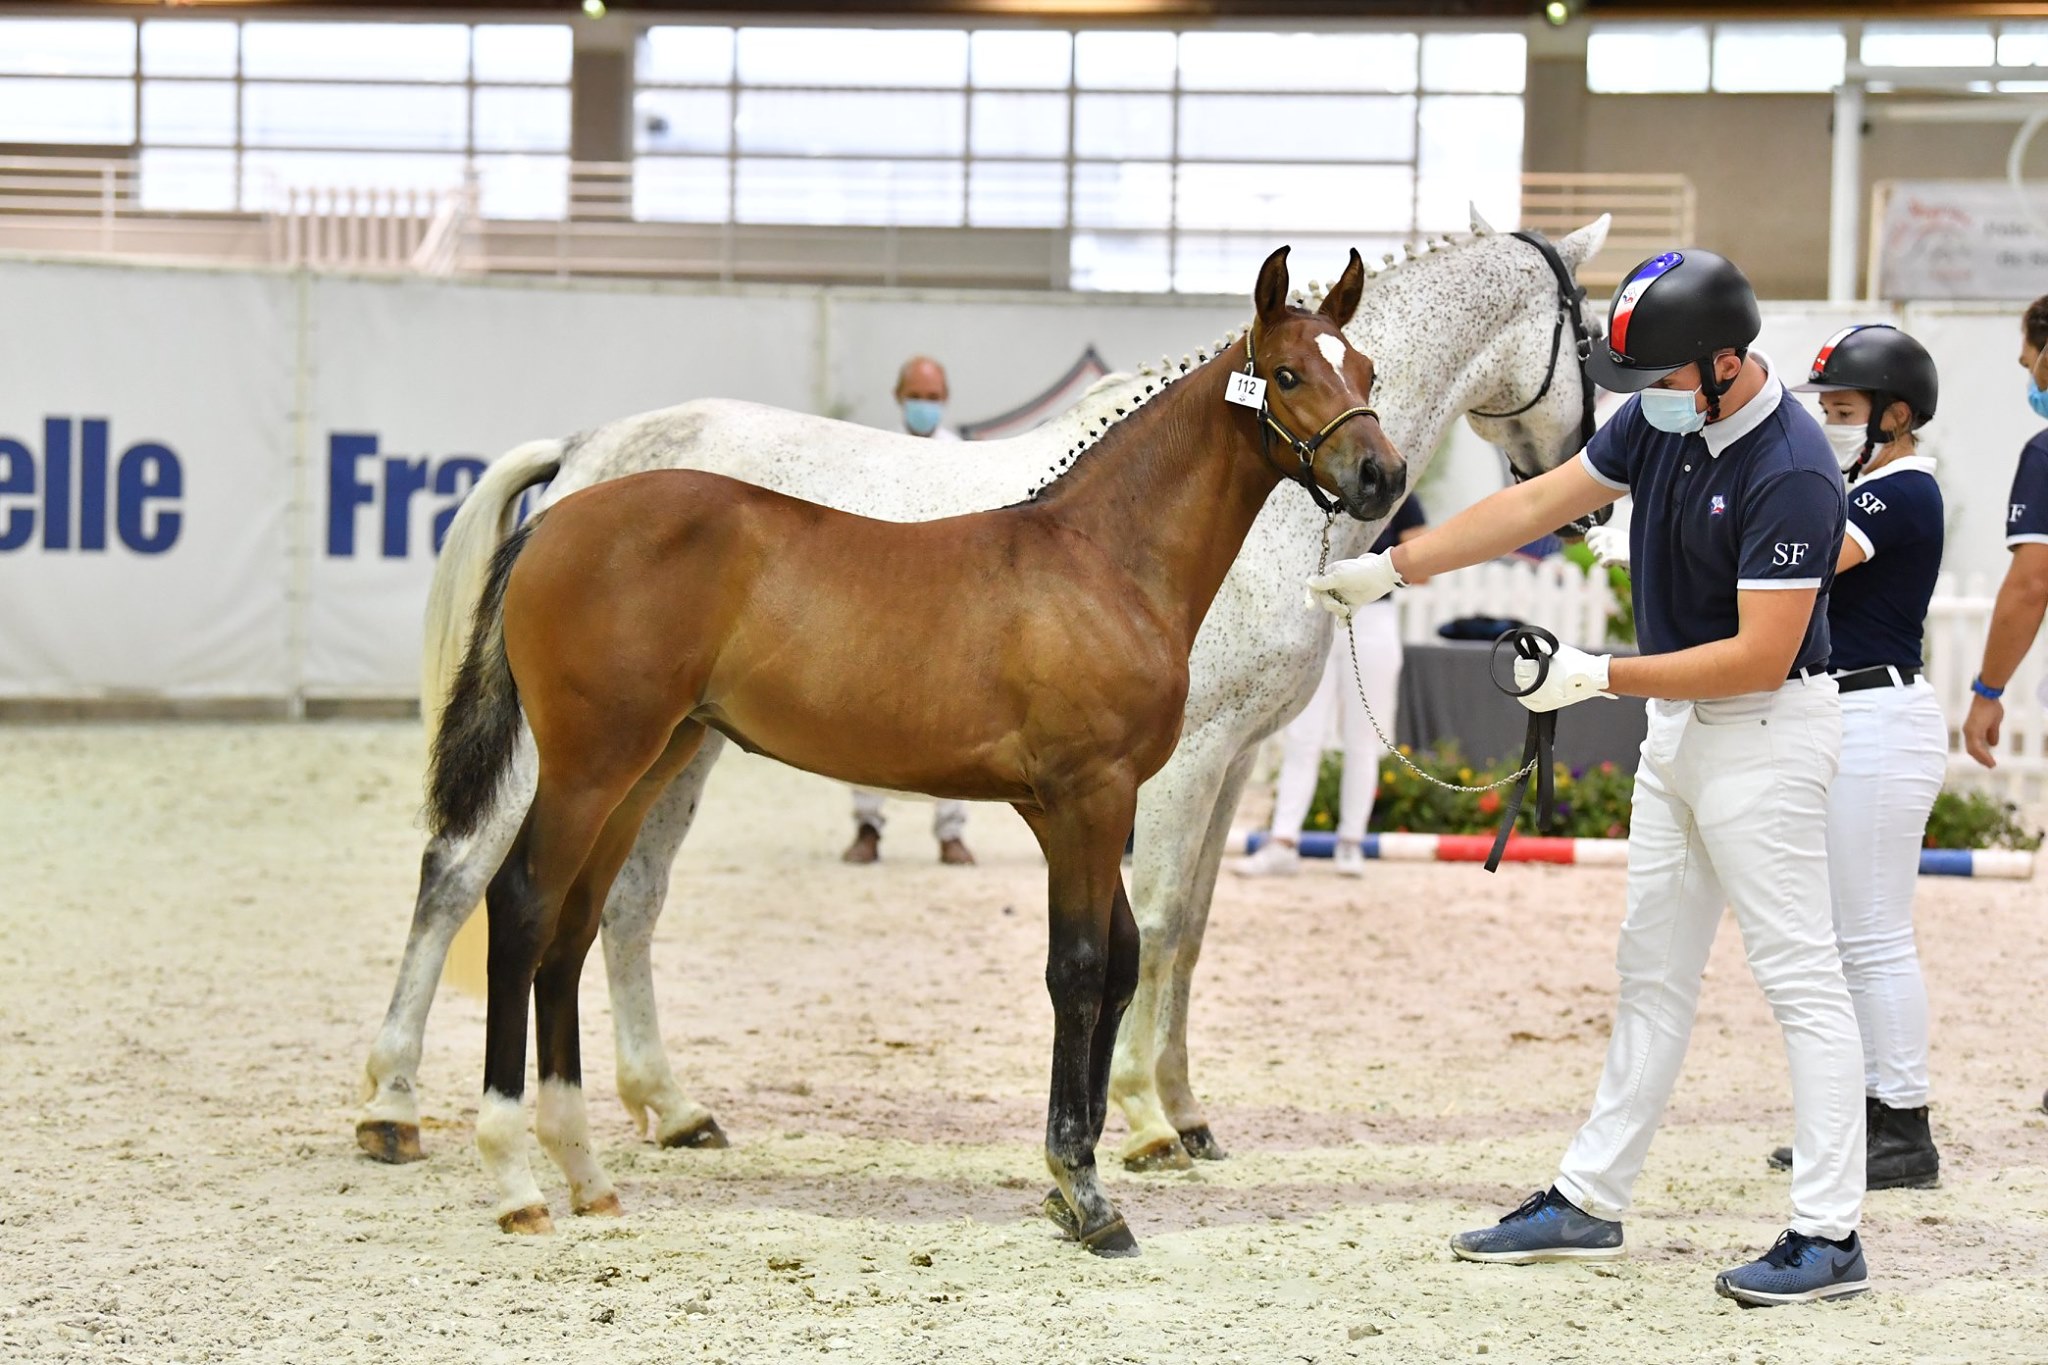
[1020,321,1248,501]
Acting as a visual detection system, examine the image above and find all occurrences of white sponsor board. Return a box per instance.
[1877,180,2048,301]
[302,273,819,696]
[0,261,295,697]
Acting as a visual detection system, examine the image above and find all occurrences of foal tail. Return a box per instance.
[426,521,535,842]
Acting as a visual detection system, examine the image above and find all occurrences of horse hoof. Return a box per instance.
[661,1116,729,1150]
[574,1192,623,1218]
[1080,1216,1141,1258]
[1178,1125,1228,1161]
[1122,1137,1193,1173]
[355,1120,425,1165]
[1041,1189,1080,1241]
[498,1204,554,1235]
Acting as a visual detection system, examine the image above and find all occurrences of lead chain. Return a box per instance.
[1315,511,1537,797]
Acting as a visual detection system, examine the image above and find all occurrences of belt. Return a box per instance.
[1833,664,1919,693]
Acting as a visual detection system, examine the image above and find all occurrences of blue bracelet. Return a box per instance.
[1972,676,2006,701]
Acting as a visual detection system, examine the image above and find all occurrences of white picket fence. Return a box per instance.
[1396,562,2048,802]
[1396,557,1617,653]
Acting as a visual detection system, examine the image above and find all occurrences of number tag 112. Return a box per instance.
[1224,370,1267,409]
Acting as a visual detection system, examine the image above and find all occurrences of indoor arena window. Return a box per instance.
[636,22,1527,294]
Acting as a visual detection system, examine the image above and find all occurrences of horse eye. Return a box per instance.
[1275,367,1300,390]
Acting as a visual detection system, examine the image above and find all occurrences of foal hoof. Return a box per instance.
[498,1204,554,1235]
[660,1116,730,1150]
[355,1120,425,1165]
[1122,1136,1194,1173]
[1041,1189,1080,1241]
[1079,1216,1141,1258]
[1178,1125,1228,1162]
[574,1192,623,1218]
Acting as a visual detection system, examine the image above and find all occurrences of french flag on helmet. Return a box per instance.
[1608,252,1683,359]
[1809,325,1869,381]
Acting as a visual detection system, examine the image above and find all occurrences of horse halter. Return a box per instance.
[1243,324,1379,516]
[1471,230,1608,535]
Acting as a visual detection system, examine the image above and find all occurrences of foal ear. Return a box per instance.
[1319,248,1367,329]
[1254,245,1292,324]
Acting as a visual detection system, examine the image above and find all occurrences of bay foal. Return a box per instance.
[425,246,1402,1254]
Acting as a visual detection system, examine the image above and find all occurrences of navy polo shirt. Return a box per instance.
[1579,358,1847,676]
[1371,493,1425,555]
[1827,456,1944,673]
[2005,430,2048,547]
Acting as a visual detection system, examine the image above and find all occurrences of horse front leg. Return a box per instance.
[1024,786,1141,1257]
[357,798,523,1164]
[1110,725,1238,1171]
[601,733,730,1150]
[1154,742,1259,1162]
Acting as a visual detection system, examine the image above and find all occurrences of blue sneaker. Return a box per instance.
[1715,1230,1869,1307]
[1449,1187,1625,1264]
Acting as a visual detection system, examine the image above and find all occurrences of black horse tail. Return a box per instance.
[426,519,537,841]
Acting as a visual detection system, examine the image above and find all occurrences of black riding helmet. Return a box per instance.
[1791,325,1938,477]
[1584,249,1762,418]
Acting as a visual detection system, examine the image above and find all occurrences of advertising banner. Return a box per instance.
[0,261,296,697]
[300,274,820,695]
[1878,181,2048,301]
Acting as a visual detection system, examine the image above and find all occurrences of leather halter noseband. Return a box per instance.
[1242,324,1379,515]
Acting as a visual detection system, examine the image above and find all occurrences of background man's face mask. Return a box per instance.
[902,399,944,435]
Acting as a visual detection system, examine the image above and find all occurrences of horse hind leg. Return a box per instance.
[1157,742,1260,1164]
[531,722,712,1221]
[357,804,521,1165]
[602,733,730,1150]
[1111,731,1241,1172]
[476,814,561,1234]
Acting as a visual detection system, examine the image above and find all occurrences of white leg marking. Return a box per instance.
[476,1089,546,1220]
[536,1078,615,1211]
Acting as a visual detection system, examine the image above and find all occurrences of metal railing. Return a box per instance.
[1519,172,1696,287]
[268,181,476,275]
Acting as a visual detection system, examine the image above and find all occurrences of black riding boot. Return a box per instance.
[1866,1102,1940,1190]
[1768,1095,1878,1173]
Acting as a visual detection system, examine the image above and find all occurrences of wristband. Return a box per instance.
[1972,676,2006,702]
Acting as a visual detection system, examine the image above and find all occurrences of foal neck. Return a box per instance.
[1030,338,1287,645]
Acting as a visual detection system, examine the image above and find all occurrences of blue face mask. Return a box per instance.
[903,398,944,436]
[2028,375,2048,421]
[1639,386,1706,435]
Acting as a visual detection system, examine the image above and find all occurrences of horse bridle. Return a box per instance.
[1243,324,1379,517]
[1469,230,1609,535]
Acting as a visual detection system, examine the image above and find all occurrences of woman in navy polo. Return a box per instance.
[1761,326,1945,1190]
[1308,249,1868,1306]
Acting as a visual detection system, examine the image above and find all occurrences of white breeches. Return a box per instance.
[1555,678,1865,1241]
[1825,681,1946,1109]
[1270,600,1401,843]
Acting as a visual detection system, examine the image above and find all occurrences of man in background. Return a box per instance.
[843,355,976,865]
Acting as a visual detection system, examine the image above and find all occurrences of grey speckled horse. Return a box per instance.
[357,212,1609,1172]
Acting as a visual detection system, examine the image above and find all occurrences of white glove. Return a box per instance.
[1305,551,1404,616]
[1583,524,1630,570]
[1512,644,1613,713]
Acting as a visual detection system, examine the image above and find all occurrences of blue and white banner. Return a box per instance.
[0,261,295,697]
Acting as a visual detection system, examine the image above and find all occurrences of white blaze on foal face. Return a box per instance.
[1314,333,1352,379]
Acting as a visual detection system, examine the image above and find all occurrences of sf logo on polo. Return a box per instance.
[1773,542,1811,566]
[2015,503,2028,525]
[1855,491,1887,515]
